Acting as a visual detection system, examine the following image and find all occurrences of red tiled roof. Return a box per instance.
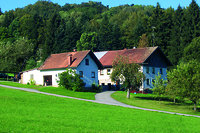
[99,47,158,67]
[38,50,91,70]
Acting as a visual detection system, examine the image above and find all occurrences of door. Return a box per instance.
[43,75,52,86]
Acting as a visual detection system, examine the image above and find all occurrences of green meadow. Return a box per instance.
[112,91,200,116]
[1,86,200,132]
[0,81,96,100]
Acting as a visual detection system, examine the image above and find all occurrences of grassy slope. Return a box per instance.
[0,81,96,100]
[1,87,200,132]
[112,91,200,116]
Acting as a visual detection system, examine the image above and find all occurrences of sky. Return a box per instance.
[1,0,200,13]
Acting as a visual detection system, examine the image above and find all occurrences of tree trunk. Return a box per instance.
[174,98,176,103]
[127,88,130,99]
[194,101,197,111]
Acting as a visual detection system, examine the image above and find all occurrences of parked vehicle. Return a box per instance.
[0,73,8,78]
[0,73,13,79]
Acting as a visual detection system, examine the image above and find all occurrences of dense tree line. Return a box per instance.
[0,0,200,72]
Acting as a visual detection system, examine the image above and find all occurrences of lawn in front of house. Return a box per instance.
[112,91,200,116]
[0,81,96,100]
[1,86,200,132]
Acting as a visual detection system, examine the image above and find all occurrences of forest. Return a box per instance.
[0,0,200,72]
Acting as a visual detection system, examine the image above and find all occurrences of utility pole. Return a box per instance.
[152,26,156,47]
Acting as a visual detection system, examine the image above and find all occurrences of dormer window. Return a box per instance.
[85,59,89,65]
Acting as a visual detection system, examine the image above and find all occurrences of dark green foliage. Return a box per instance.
[0,8,2,15]
[183,37,200,62]
[1,0,200,71]
[91,83,102,92]
[24,58,37,70]
[0,27,11,41]
[0,37,34,72]
[76,32,98,51]
[58,69,85,92]
[1,10,15,27]
[167,5,184,65]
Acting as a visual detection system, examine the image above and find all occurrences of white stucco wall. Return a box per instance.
[40,69,66,86]
[22,69,43,85]
[22,69,66,86]
[76,54,99,87]
[98,68,115,85]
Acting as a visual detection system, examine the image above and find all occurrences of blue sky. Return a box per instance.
[1,0,199,12]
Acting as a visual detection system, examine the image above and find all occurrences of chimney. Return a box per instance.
[68,54,72,66]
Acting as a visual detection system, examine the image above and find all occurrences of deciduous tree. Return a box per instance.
[152,73,167,101]
[76,32,98,51]
[167,60,200,111]
[183,37,200,62]
[111,55,144,99]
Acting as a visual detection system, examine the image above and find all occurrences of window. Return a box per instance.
[100,70,104,75]
[85,59,89,65]
[146,67,149,73]
[79,71,83,77]
[147,79,150,85]
[107,69,111,75]
[101,83,105,86]
[160,68,163,75]
[152,67,155,74]
[91,72,95,78]
[30,74,34,80]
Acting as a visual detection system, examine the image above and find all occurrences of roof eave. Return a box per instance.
[143,46,173,66]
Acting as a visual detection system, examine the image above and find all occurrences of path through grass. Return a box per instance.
[0,81,96,100]
[1,87,200,132]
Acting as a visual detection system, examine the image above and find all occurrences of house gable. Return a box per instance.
[143,47,172,67]
[142,48,172,89]
[76,54,99,87]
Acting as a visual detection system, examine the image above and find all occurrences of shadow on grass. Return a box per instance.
[135,96,185,104]
[0,78,13,81]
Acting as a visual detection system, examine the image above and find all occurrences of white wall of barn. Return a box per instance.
[22,69,66,87]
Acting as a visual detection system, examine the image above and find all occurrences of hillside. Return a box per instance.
[0,1,200,72]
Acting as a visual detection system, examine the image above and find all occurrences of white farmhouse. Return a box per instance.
[94,47,172,91]
[22,50,102,87]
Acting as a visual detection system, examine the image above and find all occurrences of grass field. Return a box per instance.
[0,81,96,100]
[1,86,200,132]
[112,91,200,116]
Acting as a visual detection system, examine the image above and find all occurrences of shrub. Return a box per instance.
[58,69,85,91]
[91,83,102,92]
[27,79,36,85]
